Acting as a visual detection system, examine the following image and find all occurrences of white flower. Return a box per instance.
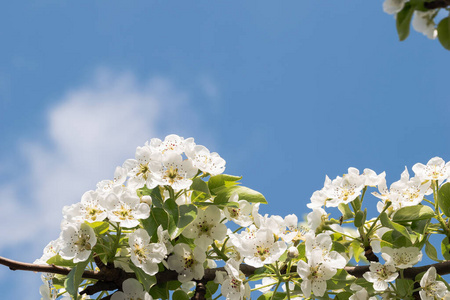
[153,152,198,191]
[381,246,422,269]
[35,239,62,265]
[323,173,365,207]
[148,134,191,155]
[182,206,227,250]
[111,278,153,300]
[63,190,107,223]
[413,157,450,182]
[102,189,150,228]
[383,0,408,15]
[363,262,398,291]
[281,214,308,243]
[349,284,377,300]
[412,10,438,40]
[167,243,206,283]
[307,208,327,231]
[221,259,251,300]
[420,267,448,300]
[307,176,331,209]
[128,229,167,275]
[254,277,277,293]
[223,193,254,227]
[124,145,161,189]
[237,228,287,268]
[185,142,226,175]
[39,275,57,300]
[304,232,347,269]
[96,166,127,196]
[297,249,336,297]
[59,223,97,263]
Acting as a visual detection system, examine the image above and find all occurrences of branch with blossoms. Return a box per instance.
[382,0,450,50]
[4,134,450,300]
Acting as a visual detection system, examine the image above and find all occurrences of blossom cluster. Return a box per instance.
[35,135,450,300]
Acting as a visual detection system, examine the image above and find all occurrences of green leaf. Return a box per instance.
[128,263,157,291]
[64,258,90,300]
[354,210,365,227]
[392,205,435,222]
[425,240,441,262]
[338,203,354,220]
[214,185,267,204]
[438,182,450,217]
[411,218,429,235]
[380,212,410,239]
[396,278,414,298]
[141,207,169,237]
[87,221,109,235]
[205,281,220,299]
[208,174,242,194]
[46,255,75,267]
[190,177,211,196]
[162,198,198,239]
[441,237,450,260]
[438,17,450,50]
[150,282,170,300]
[396,3,415,41]
[137,185,164,207]
[336,292,353,300]
[173,290,190,300]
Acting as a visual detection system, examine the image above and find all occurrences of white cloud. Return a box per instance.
[0,69,213,297]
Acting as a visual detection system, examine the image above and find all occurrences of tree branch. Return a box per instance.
[424,0,450,9]
[2,255,449,294]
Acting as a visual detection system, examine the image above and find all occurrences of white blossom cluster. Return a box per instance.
[383,0,438,39]
[34,136,450,299]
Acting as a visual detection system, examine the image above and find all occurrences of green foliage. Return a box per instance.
[396,3,415,41]
[64,258,90,300]
[438,17,450,50]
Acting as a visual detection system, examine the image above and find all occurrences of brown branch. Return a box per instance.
[191,281,206,300]
[424,0,450,9]
[3,254,450,295]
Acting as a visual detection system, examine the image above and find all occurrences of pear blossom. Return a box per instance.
[63,190,107,224]
[420,267,448,300]
[220,259,251,300]
[281,214,308,243]
[185,142,226,175]
[35,239,62,265]
[304,232,347,269]
[39,275,57,300]
[383,0,408,15]
[381,246,422,269]
[182,206,227,249]
[363,262,398,291]
[413,157,450,182]
[101,188,150,228]
[254,277,277,293]
[307,208,327,231]
[223,193,253,227]
[412,10,438,40]
[59,223,97,263]
[111,278,153,300]
[147,134,190,155]
[323,172,365,207]
[153,152,198,190]
[167,243,206,283]
[96,166,127,196]
[128,228,167,275]
[235,228,287,268]
[297,249,336,297]
[307,176,331,209]
[123,145,161,189]
[350,283,377,300]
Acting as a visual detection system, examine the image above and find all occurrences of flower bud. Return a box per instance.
[141,195,152,206]
[287,246,299,259]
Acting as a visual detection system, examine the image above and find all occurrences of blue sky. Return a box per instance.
[1,0,450,298]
